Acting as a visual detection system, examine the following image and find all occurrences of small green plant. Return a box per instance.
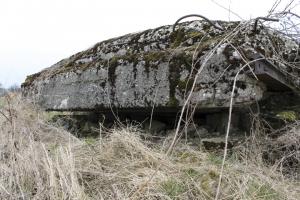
[170,28,186,48]
[84,137,97,145]
[176,151,199,163]
[0,97,5,108]
[200,170,219,198]
[246,182,281,200]
[207,153,223,165]
[184,168,200,178]
[161,179,186,199]
[43,111,61,121]
[276,110,298,122]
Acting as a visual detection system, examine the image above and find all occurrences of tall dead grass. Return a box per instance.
[0,94,299,199]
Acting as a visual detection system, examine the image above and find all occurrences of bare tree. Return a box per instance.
[0,83,7,96]
[7,84,21,93]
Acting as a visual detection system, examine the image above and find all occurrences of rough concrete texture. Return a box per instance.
[22,20,300,111]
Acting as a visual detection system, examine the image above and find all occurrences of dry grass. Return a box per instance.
[0,94,299,200]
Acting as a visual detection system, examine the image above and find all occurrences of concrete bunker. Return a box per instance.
[21,19,300,137]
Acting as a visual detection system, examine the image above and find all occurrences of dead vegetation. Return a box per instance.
[3,1,300,199]
[166,2,300,199]
[0,94,299,200]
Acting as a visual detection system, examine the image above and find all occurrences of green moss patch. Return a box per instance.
[21,71,43,88]
[276,110,298,122]
[170,28,186,48]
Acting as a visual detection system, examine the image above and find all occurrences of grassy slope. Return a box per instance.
[0,94,299,200]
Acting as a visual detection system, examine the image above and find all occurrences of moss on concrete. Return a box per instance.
[168,51,193,101]
[167,97,179,107]
[177,78,194,92]
[144,51,168,74]
[108,58,118,87]
[170,28,186,48]
[21,72,43,88]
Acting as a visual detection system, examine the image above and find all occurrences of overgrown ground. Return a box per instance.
[0,94,299,200]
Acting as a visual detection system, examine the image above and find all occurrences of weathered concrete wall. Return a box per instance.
[22,20,299,111]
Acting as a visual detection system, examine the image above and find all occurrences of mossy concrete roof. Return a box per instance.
[22,20,300,111]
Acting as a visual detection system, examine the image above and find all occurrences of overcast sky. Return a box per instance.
[0,0,298,88]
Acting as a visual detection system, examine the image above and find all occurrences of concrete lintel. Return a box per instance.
[250,53,294,91]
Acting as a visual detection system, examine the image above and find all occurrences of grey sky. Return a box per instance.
[0,0,297,88]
